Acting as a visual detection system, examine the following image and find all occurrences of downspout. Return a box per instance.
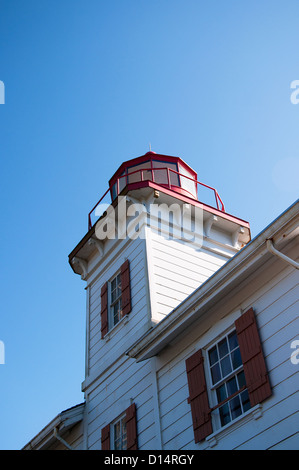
[266,239,299,270]
[53,427,74,450]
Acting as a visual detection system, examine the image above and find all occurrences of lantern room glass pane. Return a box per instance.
[127,161,151,184]
[152,160,179,186]
[118,171,126,192]
[178,164,197,198]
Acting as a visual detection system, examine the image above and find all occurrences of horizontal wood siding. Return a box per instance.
[88,237,149,375]
[156,250,299,450]
[86,358,156,450]
[148,231,229,321]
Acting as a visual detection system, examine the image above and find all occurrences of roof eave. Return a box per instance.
[22,403,85,450]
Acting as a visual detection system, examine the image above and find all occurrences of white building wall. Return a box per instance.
[86,357,156,450]
[86,234,150,377]
[82,202,297,451]
[146,227,236,323]
[155,242,299,450]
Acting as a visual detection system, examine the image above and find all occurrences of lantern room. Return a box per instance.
[88,151,226,230]
[109,152,198,202]
[88,152,229,230]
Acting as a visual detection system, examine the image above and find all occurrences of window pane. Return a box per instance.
[237,370,246,389]
[230,395,242,420]
[231,348,242,370]
[112,183,117,200]
[153,168,168,185]
[241,390,251,413]
[127,161,151,184]
[121,418,127,449]
[111,289,117,303]
[211,363,221,385]
[114,421,121,449]
[113,300,122,325]
[208,346,218,366]
[116,274,122,296]
[218,338,229,358]
[216,383,227,403]
[220,356,232,378]
[114,417,127,450]
[226,376,238,396]
[219,403,231,426]
[153,160,179,186]
[179,165,197,198]
[228,331,238,351]
[119,171,126,192]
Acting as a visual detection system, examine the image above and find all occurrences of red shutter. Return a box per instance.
[101,423,110,450]
[121,259,131,317]
[185,349,212,442]
[101,282,108,339]
[125,403,138,450]
[235,307,272,407]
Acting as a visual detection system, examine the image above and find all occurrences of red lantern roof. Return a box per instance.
[88,151,226,230]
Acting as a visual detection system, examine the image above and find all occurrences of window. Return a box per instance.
[101,403,138,450]
[100,260,131,338]
[109,272,122,328]
[185,308,272,443]
[112,415,127,450]
[207,330,251,427]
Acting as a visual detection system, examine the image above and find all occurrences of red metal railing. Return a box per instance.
[88,167,225,230]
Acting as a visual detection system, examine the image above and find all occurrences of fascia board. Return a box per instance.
[22,403,85,450]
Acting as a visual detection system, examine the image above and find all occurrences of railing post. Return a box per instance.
[167,168,171,188]
[214,190,220,210]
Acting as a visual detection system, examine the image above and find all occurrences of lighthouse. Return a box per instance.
[23,152,298,451]
[70,151,250,325]
[67,151,251,449]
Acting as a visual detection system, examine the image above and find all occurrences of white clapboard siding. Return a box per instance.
[87,236,150,376]
[86,358,155,450]
[154,253,299,450]
[148,230,230,321]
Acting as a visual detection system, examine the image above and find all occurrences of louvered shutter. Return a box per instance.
[101,423,110,450]
[126,403,138,450]
[185,349,212,442]
[121,259,131,317]
[235,307,272,407]
[101,282,108,339]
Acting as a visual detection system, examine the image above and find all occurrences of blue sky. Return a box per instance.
[0,0,298,449]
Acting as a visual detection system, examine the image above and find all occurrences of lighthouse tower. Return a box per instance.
[68,152,251,450]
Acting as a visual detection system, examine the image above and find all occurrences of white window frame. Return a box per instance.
[206,328,251,430]
[108,271,122,330]
[111,413,127,450]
